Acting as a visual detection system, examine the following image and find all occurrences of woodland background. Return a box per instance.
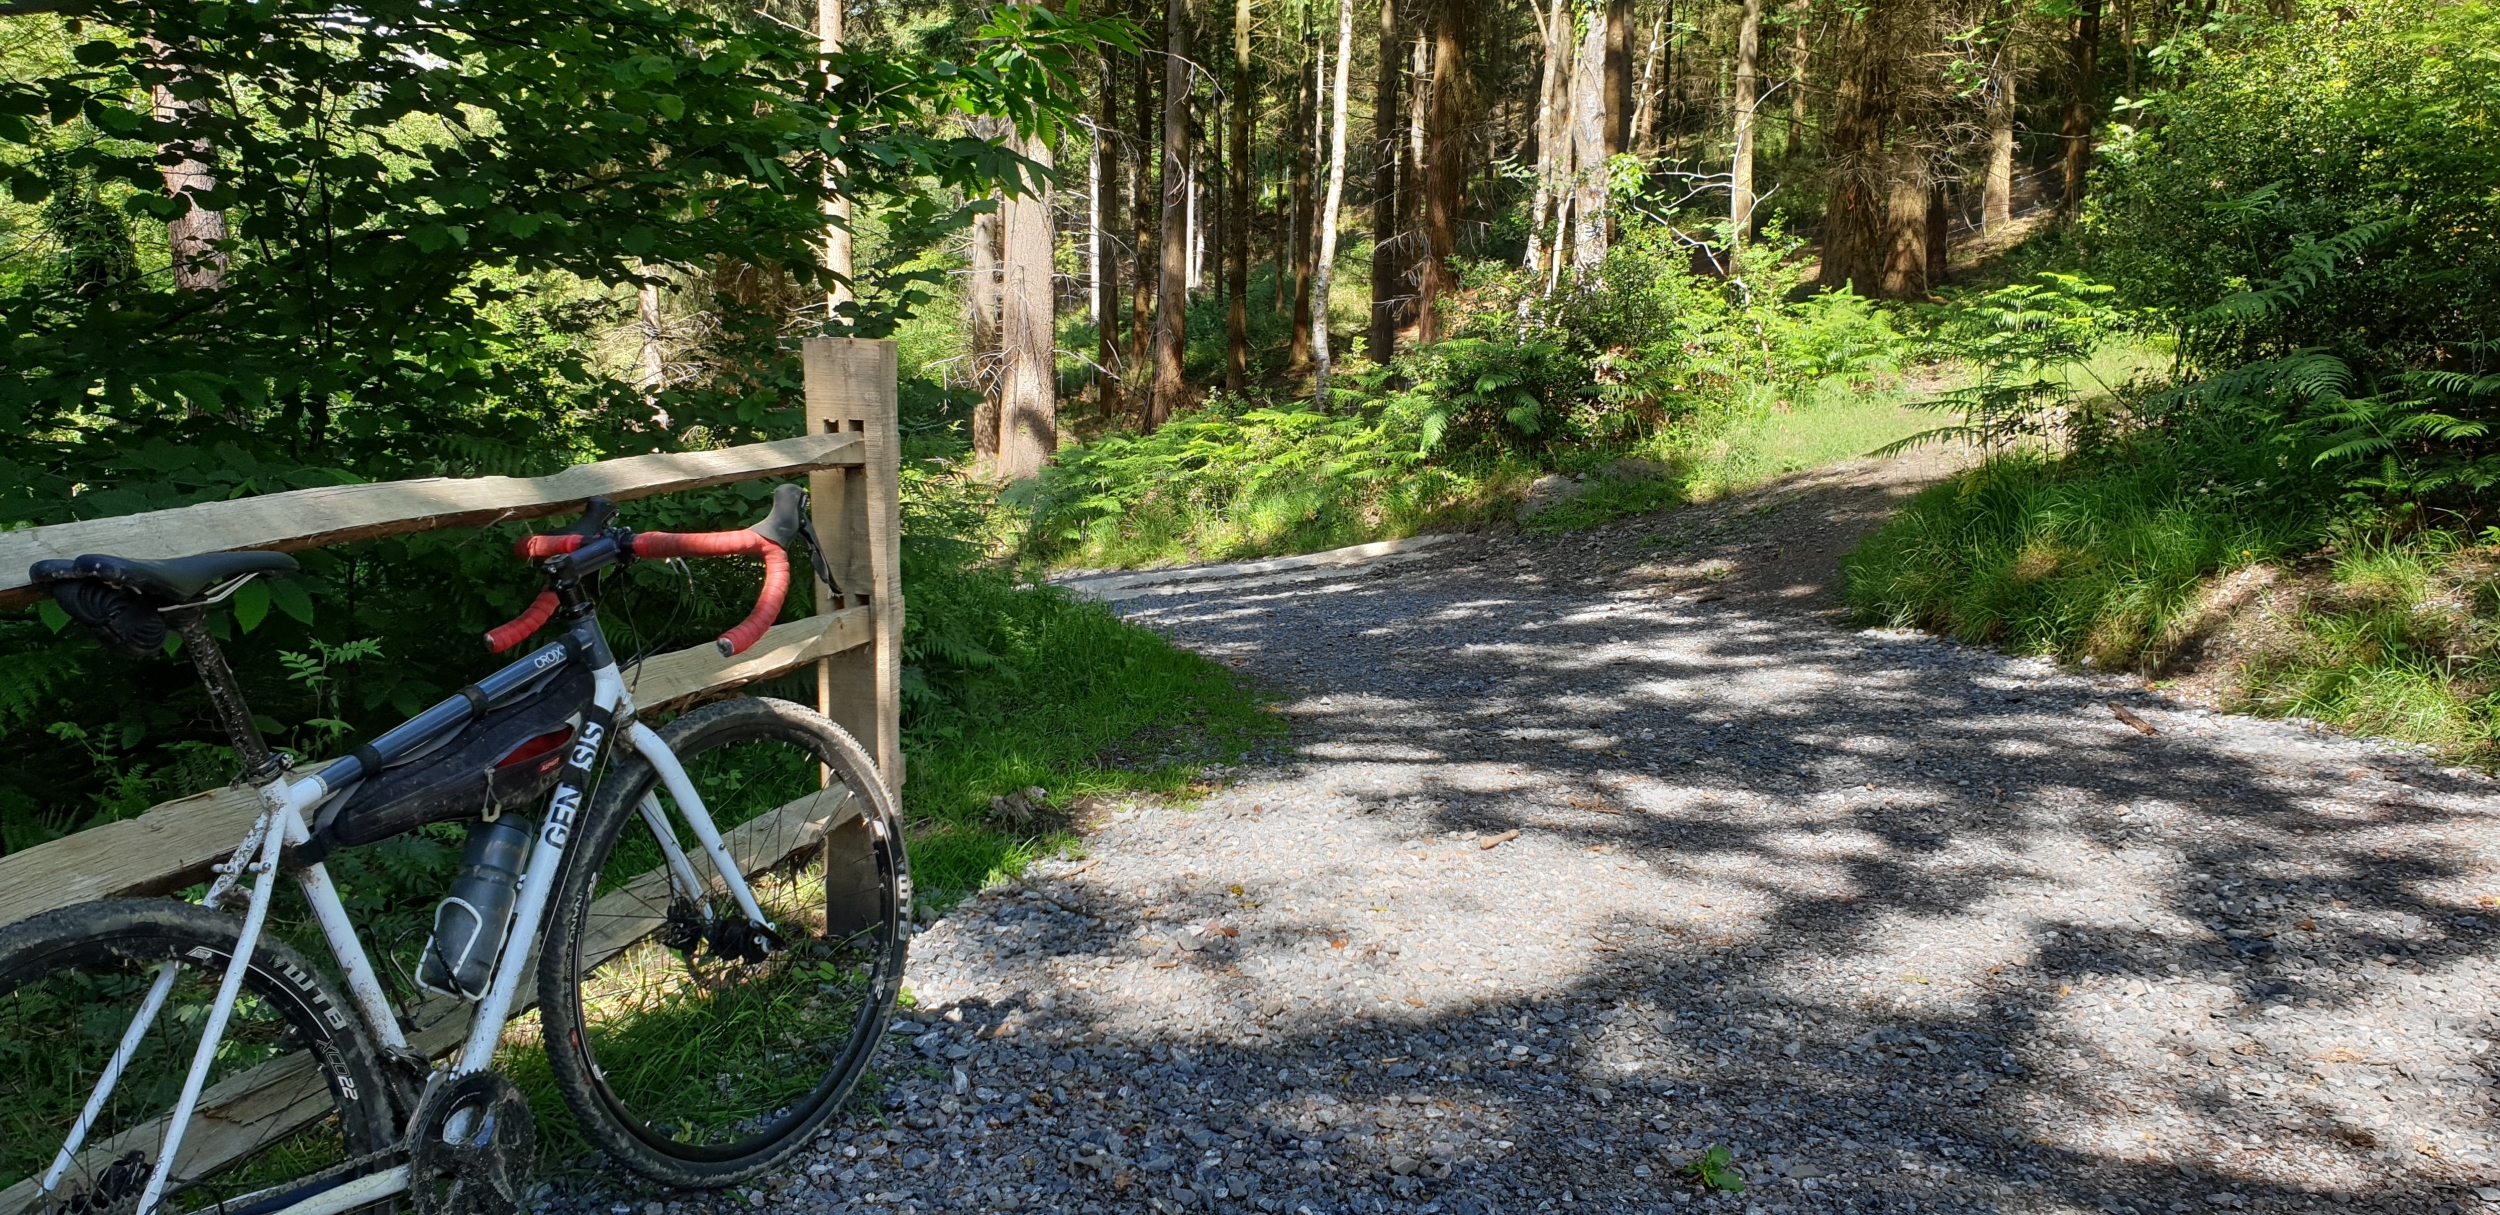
[0,0,2496,915]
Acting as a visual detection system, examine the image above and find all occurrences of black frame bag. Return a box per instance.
[311,662,594,850]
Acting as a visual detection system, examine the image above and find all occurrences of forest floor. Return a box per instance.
[697,449,2500,1215]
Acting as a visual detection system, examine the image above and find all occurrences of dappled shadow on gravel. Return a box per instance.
[727,460,2500,1215]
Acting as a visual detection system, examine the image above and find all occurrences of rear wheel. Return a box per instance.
[539,697,908,1187]
[0,899,399,1215]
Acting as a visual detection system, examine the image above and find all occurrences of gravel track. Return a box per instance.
[747,455,2500,1215]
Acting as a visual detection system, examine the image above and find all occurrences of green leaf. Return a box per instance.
[36,600,69,632]
[232,579,271,633]
[268,577,315,626]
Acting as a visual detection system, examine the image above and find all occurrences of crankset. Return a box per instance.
[407,1072,536,1215]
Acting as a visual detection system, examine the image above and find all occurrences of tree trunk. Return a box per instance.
[2060,0,2102,214]
[1631,17,1663,156]
[1148,0,1191,429]
[998,121,1058,480]
[1313,0,1355,406]
[1129,21,1157,412]
[1926,178,1950,285]
[969,113,1005,472]
[1878,149,1929,298]
[1229,0,1253,391]
[1568,7,1611,277]
[1368,0,1404,364]
[1416,1,1470,343]
[1660,0,1678,164]
[969,195,1002,472]
[817,0,852,318]
[143,46,227,293]
[1287,14,1318,373]
[1729,0,1764,268]
[1097,33,1124,418]
[1984,39,2015,233]
[1602,0,1633,156]
[1819,0,1894,294]
[1409,34,1429,175]
[636,277,665,394]
[1788,0,1809,157]
[1187,105,1204,293]
[1523,0,1567,277]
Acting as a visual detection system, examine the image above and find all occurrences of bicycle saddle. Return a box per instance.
[29,550,300,657]
[31,550,300,602]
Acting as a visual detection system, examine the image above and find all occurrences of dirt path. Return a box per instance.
[758,453,2500,1215]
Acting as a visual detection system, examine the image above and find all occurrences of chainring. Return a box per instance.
[407,1071,536,1215]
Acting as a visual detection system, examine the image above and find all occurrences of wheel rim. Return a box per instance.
[0,942,359,1215]
[565,719,901,1159]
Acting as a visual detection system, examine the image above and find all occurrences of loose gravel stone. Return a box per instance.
[569,456,2500,1215]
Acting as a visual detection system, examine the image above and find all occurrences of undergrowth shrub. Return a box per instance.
[1018,216,1908,568]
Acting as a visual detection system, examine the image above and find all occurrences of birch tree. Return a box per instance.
[818,0,852,317]
[1311,0,1354,406]
[1523,0,1569,278]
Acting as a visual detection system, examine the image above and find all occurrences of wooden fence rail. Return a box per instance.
[0,336,903,932]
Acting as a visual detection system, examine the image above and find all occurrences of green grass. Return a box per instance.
[1840,441,2500,765]
[1523,383,1939,533]
[1842,448,2312,668]
[895,557,1283,902]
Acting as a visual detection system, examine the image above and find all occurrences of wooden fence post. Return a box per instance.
[803,338,903,791]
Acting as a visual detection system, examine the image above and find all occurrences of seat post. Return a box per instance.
[163,605,285,786]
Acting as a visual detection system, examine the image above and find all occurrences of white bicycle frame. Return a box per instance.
[35,634,777,1215]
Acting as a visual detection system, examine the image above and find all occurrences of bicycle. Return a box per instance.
[0,485,911,1215]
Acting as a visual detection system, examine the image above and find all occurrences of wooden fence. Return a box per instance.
[0,335,904,929]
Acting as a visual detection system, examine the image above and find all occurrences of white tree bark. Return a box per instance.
[1524,0,1569,275]
[1089,127,1102,322]
[1568,6,1612,277]
[1408,36,1428,173]
[1312,0,1355,407]
[818,0,853,316]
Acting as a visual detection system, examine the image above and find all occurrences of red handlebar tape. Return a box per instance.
[634,532,788,656]
[483,590,561,653]
[489,529,787,657]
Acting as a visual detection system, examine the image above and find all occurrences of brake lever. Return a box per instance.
[795,508,843,601]
[556,496,619,537]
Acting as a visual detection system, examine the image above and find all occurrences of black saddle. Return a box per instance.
[30,550,300,657]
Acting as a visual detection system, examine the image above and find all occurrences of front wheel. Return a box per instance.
[538,697,908,1187]
[0,899,400,1215]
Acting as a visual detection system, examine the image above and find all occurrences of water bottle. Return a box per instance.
[418,816,532,1000]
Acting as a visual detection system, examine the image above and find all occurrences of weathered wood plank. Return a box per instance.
[0,607,871,931]
[0,433,866,607]
[804,339,905,791]
[626,603,872,710]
